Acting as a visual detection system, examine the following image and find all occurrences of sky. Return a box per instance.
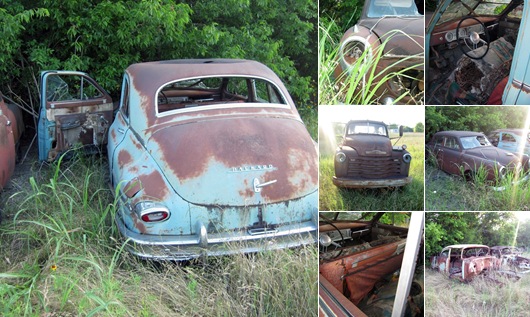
[318,105,425,128]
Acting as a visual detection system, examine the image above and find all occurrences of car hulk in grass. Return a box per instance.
[333,120,412,188]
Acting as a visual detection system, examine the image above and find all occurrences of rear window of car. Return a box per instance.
[156,76,287,115]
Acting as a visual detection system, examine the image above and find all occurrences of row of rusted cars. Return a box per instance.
[431,244,530,282]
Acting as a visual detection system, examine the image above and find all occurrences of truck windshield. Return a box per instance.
[347,122,388,136]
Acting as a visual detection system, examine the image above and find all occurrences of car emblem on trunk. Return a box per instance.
[230,164,276,172]
[253,178,277,193]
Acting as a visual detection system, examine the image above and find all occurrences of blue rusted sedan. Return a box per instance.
[106,59,318,260]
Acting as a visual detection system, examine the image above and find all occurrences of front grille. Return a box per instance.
[347,156,402,179]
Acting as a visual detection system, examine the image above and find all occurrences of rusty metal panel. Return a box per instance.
[319,274,368,317]
[38,71,113,161]
[0,108,16,190]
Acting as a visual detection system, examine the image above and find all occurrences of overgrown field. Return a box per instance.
[319,133,424,211]
[425,162,530,211]
[425,268,530,317]
[0,155,317,316]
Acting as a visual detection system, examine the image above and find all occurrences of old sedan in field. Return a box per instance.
[105,59,318,260]
[426,0,529,104]
[426,131,529,181]
[0,93,23,191]
[430,244,501,282]
[333,120,412,188]
[489,129,530,156]
[334,0,424,104]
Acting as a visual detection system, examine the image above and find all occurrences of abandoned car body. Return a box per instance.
[491,245,530,270]
[489,129,530,156]
[0,93,23,190]
[426,131,529,181]
[426,0,528,104]
[335,0,424,104]
[38,71,114,161]
[106,59,318,260]
[430,244,501,281]
[333,120,412,188]
[319,212,423,316]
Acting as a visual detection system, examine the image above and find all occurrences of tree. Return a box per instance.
[414,122,424,133]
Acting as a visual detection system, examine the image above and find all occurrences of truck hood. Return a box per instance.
[342,135,393,156]
[466,146,521,166]
[145,116,318,206]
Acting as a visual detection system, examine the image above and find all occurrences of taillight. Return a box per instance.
[141,211,169,222]
[134,201,170,223]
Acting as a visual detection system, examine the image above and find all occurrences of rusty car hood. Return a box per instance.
[359,17,424,56]
[465,146,521,165]
[145,116,318,206]
[342,135,392,156]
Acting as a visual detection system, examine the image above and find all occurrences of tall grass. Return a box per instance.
[425,161,530,211]
[318,18,424,105]
[319,133,424,211]
[0,153,317,316]
[425,269,530,317]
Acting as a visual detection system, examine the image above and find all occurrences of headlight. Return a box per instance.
[499,166,506,178]
[336,152,347,163]
[403,153,412,163]
[339,36,372,71]
[134,201,170,223]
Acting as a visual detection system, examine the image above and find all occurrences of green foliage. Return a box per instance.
[425,106,528,141]
[414,122,424,133]
[319,0,363,33]
[425,212,519,257]
[0,0,316,122]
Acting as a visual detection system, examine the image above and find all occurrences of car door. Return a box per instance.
[503,3,530,104]
[498,132,518,153]
[441,136,462,175]
[37,71,113,161]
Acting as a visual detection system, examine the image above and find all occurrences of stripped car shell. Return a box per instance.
[319,212,424,316]
[491,245,530,271]
[333,120,412,188]
[334,0,425,104]
[489,129,530,156]
[107,59,318,260]
[0,93,23,191]
[426,130,529,181]
[430,244,501,282]
[38,71,114,161]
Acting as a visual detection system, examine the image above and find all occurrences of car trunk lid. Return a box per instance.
[145,116,318,206]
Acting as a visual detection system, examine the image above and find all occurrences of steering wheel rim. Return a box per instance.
[456,16,490,60]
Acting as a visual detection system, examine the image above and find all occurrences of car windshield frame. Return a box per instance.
[437,0,515,25]
[365,0,422,18]
[346,122,388,136]
[459,135,492,149]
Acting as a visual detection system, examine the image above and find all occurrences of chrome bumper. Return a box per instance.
[332,176,412,188]
[115,214,317,260]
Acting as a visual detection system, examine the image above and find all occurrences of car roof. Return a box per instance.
[491,129,526,135]
[346,120,386,125]
[126,59,285,94]
[444,244,489,249]
[435,131,485,137]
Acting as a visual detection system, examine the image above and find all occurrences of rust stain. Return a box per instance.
[118,149,133,165]
[131,212,146,234]
[140,170,170,200]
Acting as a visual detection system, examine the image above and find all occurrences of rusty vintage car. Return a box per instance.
[426,0,528,104]
[104,59,318,260]
[426,130,529,181]
[38,71,114,161]
[430,244,501,281]
[489,129,530,156]
[319,212,424,316]
[491,245,530,270]
[334,0,424,104]
[333,120,412,188]
[0,93,23,191]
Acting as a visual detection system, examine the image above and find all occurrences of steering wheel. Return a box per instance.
[456,16,490,60]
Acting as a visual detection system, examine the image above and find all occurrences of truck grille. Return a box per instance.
[347,157,402,179]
